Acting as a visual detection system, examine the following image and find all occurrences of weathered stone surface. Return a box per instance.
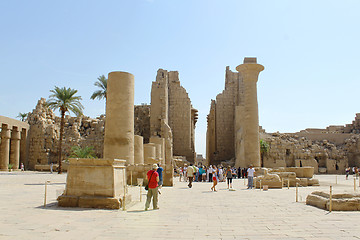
[58,158,127,209]
[306,191,360,211]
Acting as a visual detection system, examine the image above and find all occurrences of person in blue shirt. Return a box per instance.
[156,163,164,194]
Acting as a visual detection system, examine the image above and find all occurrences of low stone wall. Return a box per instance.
[306,191,360,211]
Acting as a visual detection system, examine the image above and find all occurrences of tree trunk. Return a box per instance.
[58,111,65,174]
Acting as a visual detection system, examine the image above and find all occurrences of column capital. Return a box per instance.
[1,124,11,139]
[236,57,264,81]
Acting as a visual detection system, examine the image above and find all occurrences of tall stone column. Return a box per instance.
[0,124,11,170]
[236,58,264,167]
[20,128,27,168]
[10,126,21,169]
[104,72,134,165]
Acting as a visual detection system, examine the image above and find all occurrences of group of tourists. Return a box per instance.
[345,166,359,180]
[177,165,251,183]
[145,163,256,211]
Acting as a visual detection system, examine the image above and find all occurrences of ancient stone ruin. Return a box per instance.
[0,116,29,171]
[306,191,360,211]
[206,58,360,174]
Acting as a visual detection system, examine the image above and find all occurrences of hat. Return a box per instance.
[152,164,158,170]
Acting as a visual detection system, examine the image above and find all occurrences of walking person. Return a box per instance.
[208,165,213,182]
[346,167,350,180]
[145,164,160,211]
[226,166,233,189]
[187,164,195,188]
[157,163,163,194]
[211,166,218,191]
[247,165,255,189]
[202,166,207,182]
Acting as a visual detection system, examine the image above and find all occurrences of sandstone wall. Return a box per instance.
[168,71,196,162]
[207,67,242,164]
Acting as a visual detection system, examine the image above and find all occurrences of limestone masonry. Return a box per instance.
[206,59,360,173]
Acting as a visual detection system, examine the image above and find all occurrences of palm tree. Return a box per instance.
[70,146,97,158]
[90,75,107,101]
[17,112,28,122]
[260,139,270,167]
[46,86,84,174]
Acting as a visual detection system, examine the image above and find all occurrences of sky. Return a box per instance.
[1,0,360,157]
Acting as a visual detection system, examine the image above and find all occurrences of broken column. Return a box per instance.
[150,136,165,165]
[235,58,264,167]
[58,71,133,209]
[143,143,156,164]
[134,135,144,165]
[104,72,134,164]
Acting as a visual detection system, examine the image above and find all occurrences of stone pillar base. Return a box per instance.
[58,194,132,209]
[57,158,129,209]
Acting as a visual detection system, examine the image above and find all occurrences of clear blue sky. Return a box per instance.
[1,0,360,156]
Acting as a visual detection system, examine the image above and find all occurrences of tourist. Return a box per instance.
[198,165,204,182]
[145,164,160,211]
[346,167,350,180]
[211,166,218,191]
[20,163,24,171]
[202,166,207,182]
[237,167,241,178]
[187,164,195,188]
[179,167,183,182]
[183,165,188,182]
[156,163,163,194]
[208,165,213,182]
[218,166,224,182]
[50,163,53,174]
[195,165,199,182]
[226,166,233,189]
[247,165,255,189]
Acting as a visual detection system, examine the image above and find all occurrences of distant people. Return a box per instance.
[345,167,350,180]
[208,165,213,182]
[226,166,233,189]
[145,164,160,211]
[218,167,224,182]
[187,164,195,188]
[247,165,255,189]
[156,163,163,194]
[237,167,241,178]
[50,163,53,174]
[211,166,218,191]
[195,165,199,182]
[20,163,24,171]
[202,166,207,182]
[183,165,188,182]
[179,167,182,182]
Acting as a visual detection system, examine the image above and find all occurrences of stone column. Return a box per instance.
[150,136,165,165]
[20,128,27,168]
[143,143,156,164]
[10,126,21,169]
[134,135,144,164]
[0,124,11,170]
[103,71,134,164]
[236,58,264,167]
